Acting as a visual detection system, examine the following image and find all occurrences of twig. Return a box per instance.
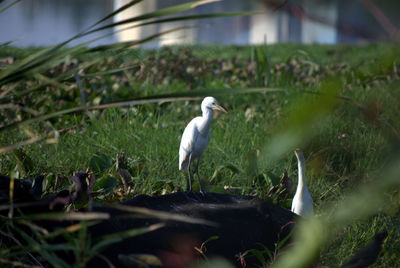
[360,0,399,39]
[0,131,56,154]
[75,73,96,121]
[8,175,14,219]
[0,84,16,99]
[0,103,41,116]
[263,0,378,40]
[0,258,42,268]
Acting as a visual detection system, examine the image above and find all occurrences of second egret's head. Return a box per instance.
[294,148,305,162]
[202,96,228,114]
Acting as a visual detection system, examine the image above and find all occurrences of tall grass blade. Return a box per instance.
[83,0,221,35]
[17,212,110,221]
[109,204,217,226]
[0,87,283,135]
[87,25,197,52]
[0,0,20,13]
[82,64,140,78]
[13,225,70,268]
[44,222,102,239]
[91,223,165,254]
[85,0,145,30]
[87,10,266,37]
[0,39,18,47]
[0,59,98,101]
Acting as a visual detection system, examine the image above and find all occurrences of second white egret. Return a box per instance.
[291,149,314,217]
[179,96,227,192]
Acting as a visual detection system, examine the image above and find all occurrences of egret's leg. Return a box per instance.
[187,154,193,191]
[194,157,203,193]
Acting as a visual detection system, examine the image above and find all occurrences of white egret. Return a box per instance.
[179,96,227,192]
[291,149,314,217]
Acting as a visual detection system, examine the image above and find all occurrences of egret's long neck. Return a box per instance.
[297,156,307,190]
[199,107,213,135]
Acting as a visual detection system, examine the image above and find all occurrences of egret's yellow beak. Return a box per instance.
[212,103,228,114]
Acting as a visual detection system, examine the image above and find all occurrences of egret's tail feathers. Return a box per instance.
[179,161,189,171]
[179,148,189,170]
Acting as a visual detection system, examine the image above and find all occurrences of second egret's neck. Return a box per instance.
[200,107,213,134]
[297,155,307,189]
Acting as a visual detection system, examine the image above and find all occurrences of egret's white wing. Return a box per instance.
[291,197,296,212]
[180,118,200,152]
[179,118,200,170]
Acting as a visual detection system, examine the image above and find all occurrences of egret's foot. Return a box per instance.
[186,190,203,202]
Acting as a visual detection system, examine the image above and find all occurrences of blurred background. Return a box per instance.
[1,0,399,47]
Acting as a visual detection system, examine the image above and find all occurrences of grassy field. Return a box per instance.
[1,43,400,267]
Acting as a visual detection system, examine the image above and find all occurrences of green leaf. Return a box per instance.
[89,153,112,173]
[202,235,219,247]
[93,176,118,194]
[12,148,34,177]
[210,164,240,181]
[209,185,226,194]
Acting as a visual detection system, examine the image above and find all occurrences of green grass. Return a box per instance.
[1,43,400,267]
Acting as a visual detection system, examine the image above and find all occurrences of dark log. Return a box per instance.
[90,191,296,267]
[0,175,296,267]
